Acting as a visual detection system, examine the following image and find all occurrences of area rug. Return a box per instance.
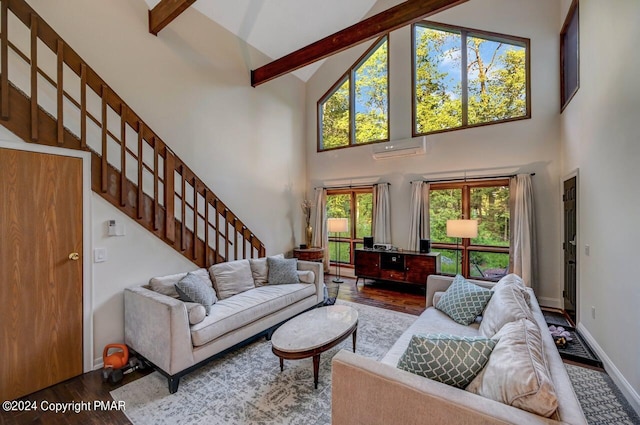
[110,300,417,425]
[565,364,640,425]
[112,301,639,425]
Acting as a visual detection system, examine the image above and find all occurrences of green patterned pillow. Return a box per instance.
[436,275,493,325]
[397,334,496,388]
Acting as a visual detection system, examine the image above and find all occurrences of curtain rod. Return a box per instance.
[411,172,535,184]
[315,182,390,190]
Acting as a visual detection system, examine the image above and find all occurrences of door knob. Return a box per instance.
[569,240,576,246]
[68,252,80,261]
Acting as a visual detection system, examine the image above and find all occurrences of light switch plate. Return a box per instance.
[94,247,108,263]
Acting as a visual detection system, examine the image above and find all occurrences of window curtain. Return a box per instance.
[510,174,537,289]
[312,187,330,272]
[372,183,391,244]
[408,181,430,251]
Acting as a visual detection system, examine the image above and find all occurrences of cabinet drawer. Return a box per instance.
[380,269,406,281]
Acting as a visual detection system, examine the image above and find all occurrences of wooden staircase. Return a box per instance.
[0,0,265,267]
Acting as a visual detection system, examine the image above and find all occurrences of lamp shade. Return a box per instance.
[446,219,478,238]
[328,218,348,233]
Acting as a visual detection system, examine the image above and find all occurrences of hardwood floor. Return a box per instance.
[1,275,421,425]
[334,275,426,316]
[0,368,152,425]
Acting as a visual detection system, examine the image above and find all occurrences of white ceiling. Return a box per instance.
[145,0,380,81]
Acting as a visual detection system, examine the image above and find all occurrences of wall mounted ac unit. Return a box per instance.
[371,137,426,160]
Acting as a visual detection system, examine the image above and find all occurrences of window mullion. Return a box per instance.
[461,30,468,127]
[349,71,355,146]
[462,184,471,276]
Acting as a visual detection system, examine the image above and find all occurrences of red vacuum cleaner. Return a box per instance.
[101,343,146,384]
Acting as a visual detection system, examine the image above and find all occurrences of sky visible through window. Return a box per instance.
[415,24,527,133]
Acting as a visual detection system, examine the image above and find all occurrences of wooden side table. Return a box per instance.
[293,247,324,262]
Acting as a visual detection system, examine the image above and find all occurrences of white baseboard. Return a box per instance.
[93,357,104,370]
[537,296,563,309]
[577,323,640,416]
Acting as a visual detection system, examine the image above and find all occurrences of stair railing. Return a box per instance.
[0,0,265,267]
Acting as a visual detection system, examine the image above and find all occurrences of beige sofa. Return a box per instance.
[332,274,587,425]
[124,256,324,393]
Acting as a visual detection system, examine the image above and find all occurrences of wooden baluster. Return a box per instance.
[204,189,209,266]
[242,226,247,259]
[153,137,159,230]
[233,218,238,261]
[80,64,87,148]
[30,15,38,141]
[137,122,143,219]
[181,167,186,251]
[1,0,9,119]
[100,85,107,193]
[164,151,175,243]
[224,209,229,261]
[120,105,127,206]
[192,179,197,260]
[56,40,63,145]
[214,198,220,262]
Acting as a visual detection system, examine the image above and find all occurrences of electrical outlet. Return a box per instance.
[591,306,596,320]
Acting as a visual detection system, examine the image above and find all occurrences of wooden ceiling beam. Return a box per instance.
[251,0,468,87]
[149,0,197,36]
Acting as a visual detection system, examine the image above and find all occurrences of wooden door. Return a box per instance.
[0,148,83,401]
[563,176,577,323]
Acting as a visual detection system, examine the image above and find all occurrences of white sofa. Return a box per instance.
[124,256,324,393]
[332,274,588,425]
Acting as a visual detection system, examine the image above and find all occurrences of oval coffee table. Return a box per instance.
[271,305,358,389]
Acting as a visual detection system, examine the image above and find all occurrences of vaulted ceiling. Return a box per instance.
[144,0,385,81]
[145,0,468,85]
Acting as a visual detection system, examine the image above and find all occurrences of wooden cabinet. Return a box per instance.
[405,255,437,284]
[354,249,440,286]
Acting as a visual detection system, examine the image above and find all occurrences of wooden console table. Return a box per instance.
[354,249,441,286]
[293,247,324,262]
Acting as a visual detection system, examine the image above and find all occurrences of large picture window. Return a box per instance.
[318,37,389,151]
[326,188,373,266]
[560,0,579,111]
[413,22,530,135]
[429,180,510,280]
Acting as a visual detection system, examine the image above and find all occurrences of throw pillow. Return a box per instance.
[466,319,558,417]
[249,254,285,286]
[209,259,255,299]
[175,272,217,315]
[267,257,300,285]
[479,281,534,338]
[149,268,213,298]
[397,334,496,389]
[436,275,493,325]
[297,270,315,284]
[493,273,531,305]
[184,302,206,325]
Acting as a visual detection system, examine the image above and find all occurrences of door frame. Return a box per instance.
[0,139,93,373]
[561,169,579,324]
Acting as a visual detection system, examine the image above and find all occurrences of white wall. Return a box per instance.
[306,0,563,305]
[18,0,308,366]
[560,0,640,408]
